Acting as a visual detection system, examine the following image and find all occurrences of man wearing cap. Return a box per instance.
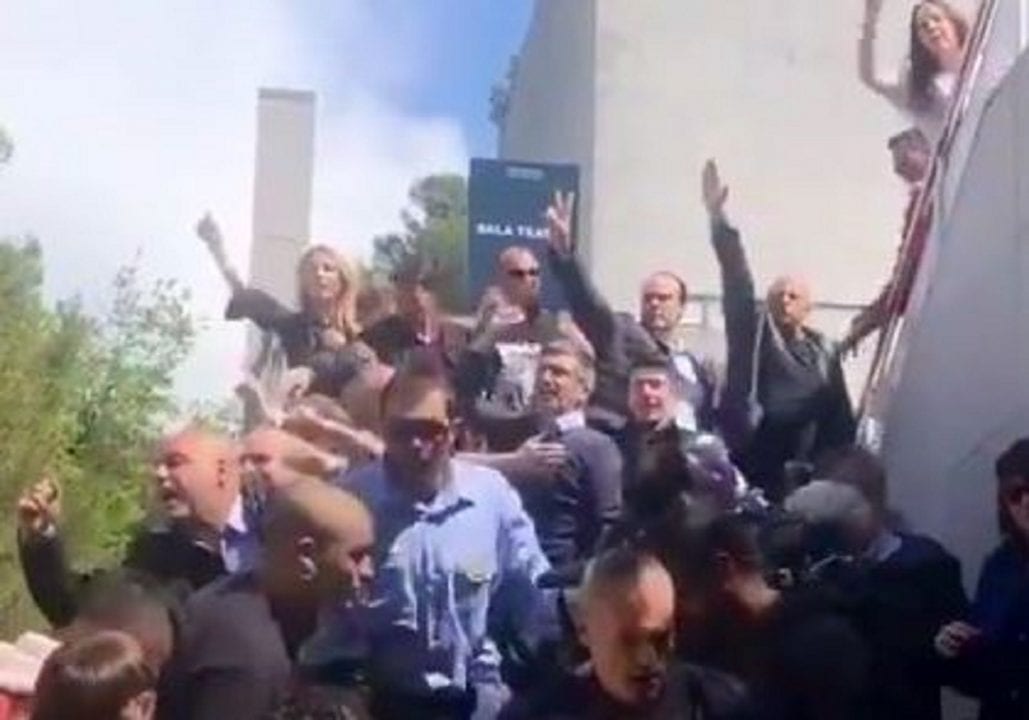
[361,255,470,376]
[335,349,551,720]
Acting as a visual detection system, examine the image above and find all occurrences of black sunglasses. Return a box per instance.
[506,267,540,279]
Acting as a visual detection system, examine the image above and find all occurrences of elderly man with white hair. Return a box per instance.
[702,160,856,502]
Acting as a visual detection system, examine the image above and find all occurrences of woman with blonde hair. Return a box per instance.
[197,213,369,395]
[860,0,971,144]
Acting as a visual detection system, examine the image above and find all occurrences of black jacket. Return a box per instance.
[18,523,225,628]
[500,662,754,720]
[710,219,855,496]
[547,250,715,430]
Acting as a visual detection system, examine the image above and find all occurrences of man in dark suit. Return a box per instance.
[513,339,623,586]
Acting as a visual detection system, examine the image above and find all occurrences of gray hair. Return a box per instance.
[784,480,874,529]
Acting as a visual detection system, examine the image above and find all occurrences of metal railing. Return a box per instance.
[857,0,1023,444]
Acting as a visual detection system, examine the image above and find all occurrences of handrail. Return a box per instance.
[858,0,1003,422]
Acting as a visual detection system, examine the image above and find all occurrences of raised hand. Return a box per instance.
[702,160,729,219]
[545,190,577,258]
[196,212,224,251]
[934,621,981,659]
[515,436,571,478]
[16,475,62,538]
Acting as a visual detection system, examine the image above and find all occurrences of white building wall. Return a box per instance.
[882,49,1029,589]
[499,1,596,263]
[501,0,976,324]
[249,88,316,309]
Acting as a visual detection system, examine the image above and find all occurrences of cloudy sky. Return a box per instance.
[0,1,531,403]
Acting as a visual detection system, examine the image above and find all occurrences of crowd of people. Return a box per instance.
[4,1,1028,719]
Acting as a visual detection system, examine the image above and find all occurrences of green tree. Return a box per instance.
[0,238,196,634]
[371,174,469,312]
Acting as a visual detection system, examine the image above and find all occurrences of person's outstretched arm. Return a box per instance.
[858,0,908,108]
[196,213,296,333]
[703,161,759,446]
[196,213,244,293]
[544,191,618,360]
[15,477,83,627]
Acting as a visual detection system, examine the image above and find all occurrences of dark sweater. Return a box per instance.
[694,590,870,720]
[855,534,968,720]
[160,573,292,720]
[947,540,1029,720]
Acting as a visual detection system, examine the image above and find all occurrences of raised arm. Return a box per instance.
[703,161,760,446]
[196,213,244,293]
[16,476,82,627]
[858,0,908,107]
[544,191,618,359]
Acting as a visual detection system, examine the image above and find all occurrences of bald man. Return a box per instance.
[545,191,715,431]
[457,245,565,450]
[503,547,750,719]
[702,160,855,500]
[163,479,375,720]
[16,426,247,628]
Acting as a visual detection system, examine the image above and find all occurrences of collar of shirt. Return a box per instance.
[864,529,902,564]
[381,460,474,518]
[552,409,586,434]
[223,494,248,537]
[221,494,260,574]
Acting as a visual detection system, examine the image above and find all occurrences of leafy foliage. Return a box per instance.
[0,238,196,634]
[371,174,469,312]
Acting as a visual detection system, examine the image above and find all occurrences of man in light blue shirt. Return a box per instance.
[337,349,550,720]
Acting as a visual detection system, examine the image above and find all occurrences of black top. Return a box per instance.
[360,314,469,372]
[161,573,292,720]
[695,590,870,720]
[856,534,968,720]
[946,540,1029,720]
[18,523,225,628]
[709,220,855,499]
[501,662,753,720]
[615,422,694,524]
[226,287,368,396]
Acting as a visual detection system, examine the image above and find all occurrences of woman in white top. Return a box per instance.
[860,0,971,144]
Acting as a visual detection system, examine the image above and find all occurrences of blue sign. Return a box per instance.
[467,158,579,310]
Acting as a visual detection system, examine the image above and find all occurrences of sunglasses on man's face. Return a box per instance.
[386,419,450,443]
[506,267,540,279]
